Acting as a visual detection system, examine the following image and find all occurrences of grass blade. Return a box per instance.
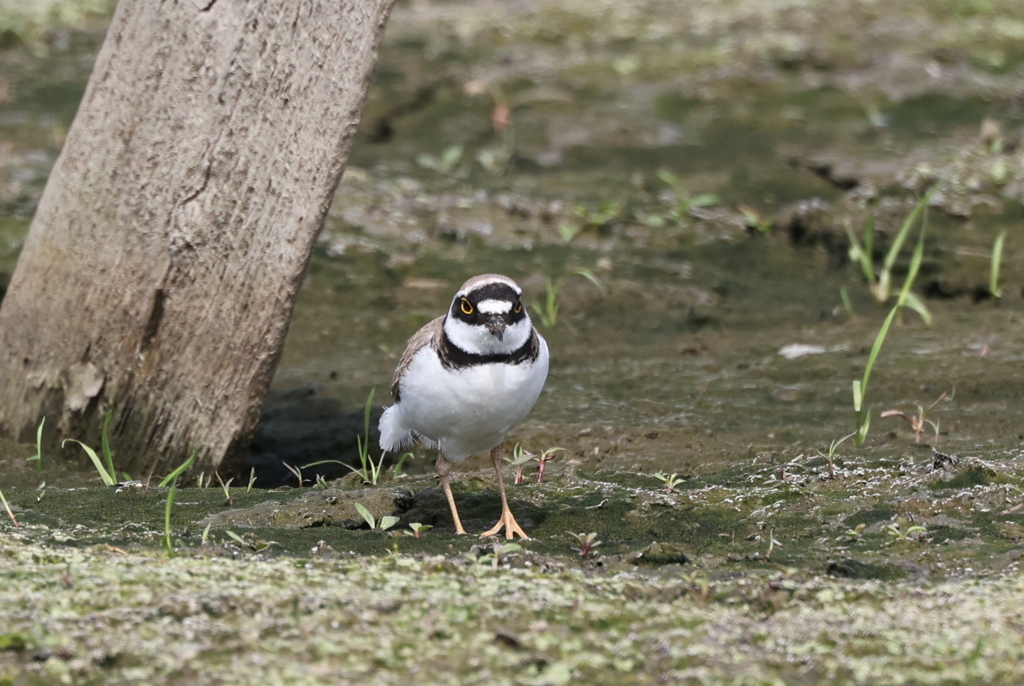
[844,222,874,285]
[101,411,115,482]
[895,214,931,325]
[839,286,854,316]
[572,268,606,293]
[28,417,44,470]
[354,502,375,529]
[896,207,927,307]
[363,386,376,439]
[861,305,899,402]
[990,230,1006,299]
[62,439,116,486]
[164,478,177,558]
[882,186,936,277]
[225,530,247,546]
[902,293,931,326]
[159,449,198,488]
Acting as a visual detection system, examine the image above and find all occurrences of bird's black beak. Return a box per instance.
[485,315,506,341]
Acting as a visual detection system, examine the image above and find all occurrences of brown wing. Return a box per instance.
[391,315,445,402]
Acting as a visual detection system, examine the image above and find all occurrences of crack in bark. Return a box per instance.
[180,161,213,205]
[140,288,166,352]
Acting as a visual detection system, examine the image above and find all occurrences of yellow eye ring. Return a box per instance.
[513,301,522,314]
[460,298,474,315]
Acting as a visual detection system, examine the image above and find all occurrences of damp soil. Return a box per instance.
[4,0,1024,683]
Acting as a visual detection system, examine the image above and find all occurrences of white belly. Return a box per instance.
[395,338,549,461]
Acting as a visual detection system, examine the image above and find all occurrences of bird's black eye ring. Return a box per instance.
[460,298,474,315]
[513,301,522,314]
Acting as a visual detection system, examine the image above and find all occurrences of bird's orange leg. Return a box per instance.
[481,445,529,539]
[436,454,467,535]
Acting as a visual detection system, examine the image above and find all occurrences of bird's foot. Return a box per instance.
[481,508,529,540]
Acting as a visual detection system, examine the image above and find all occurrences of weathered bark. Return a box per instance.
[0,0,394,476]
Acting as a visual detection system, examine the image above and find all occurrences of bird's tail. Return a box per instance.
[378,405,416,453]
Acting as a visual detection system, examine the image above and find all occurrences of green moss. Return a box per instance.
[930,465,997,490]
[843,507,898,530]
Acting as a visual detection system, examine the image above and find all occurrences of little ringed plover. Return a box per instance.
[379,274,549,539]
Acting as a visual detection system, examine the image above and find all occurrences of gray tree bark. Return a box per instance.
[0,0,394,476]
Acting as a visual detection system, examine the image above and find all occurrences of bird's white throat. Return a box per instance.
[443,313,532,355]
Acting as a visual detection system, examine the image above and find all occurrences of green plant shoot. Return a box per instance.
[63,438,116,486]
[27,417,44,470]
[100,411,115,484]
[159,449,197,488]
[530,268,604,328]
[990,230,1006,299]
[852,200,929,446]
[164,478,177,558]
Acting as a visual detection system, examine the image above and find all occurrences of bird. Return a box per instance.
[379,274,549,539]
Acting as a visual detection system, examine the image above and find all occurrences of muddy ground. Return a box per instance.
[3,0,1024,683]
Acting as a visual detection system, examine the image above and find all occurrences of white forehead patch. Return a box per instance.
[477,299,512,314]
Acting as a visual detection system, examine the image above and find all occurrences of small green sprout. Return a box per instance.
[282,462,304,486]
[100,411,116,482]
[62,411,133,486]
[314,474,329,490]
[416,144,464,175]
[404,522,433,539]
[391,452,412,479]
[222,530,276,553]
[560,199,626,241]
[839,286,854,317]
[477,542,522,569]
[355,503,399,531]
[158,449,197,488]
[739,204,773,233]
[504,443,534,485]
[201,523,211,545]
[567,532,601,559]
[225,530,248,547]
[844,186,937,318]
[885,518,927,543]
[27,417,44,471]
[817,432,856,479]
[246,467,257,492]
[765,527,782,559]
[530,269,604,328]
[557,223,581,243]
[852,190,933,446]
[163,478,178,558]
[533,447,568,483]
[216,473,235,506]
[653,471,683,494]
[654,168,720,219]
[62,438,116,486]
[880,391,948,444]
[340,386,388,484]
[844,523,867,542]
[990,230,1006,299]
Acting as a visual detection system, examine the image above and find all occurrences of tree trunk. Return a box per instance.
[0,0,394,477]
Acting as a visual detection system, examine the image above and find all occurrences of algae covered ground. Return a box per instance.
[5,0,1024,683]
[4,533,1024,685]
[5,445,1024,684]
